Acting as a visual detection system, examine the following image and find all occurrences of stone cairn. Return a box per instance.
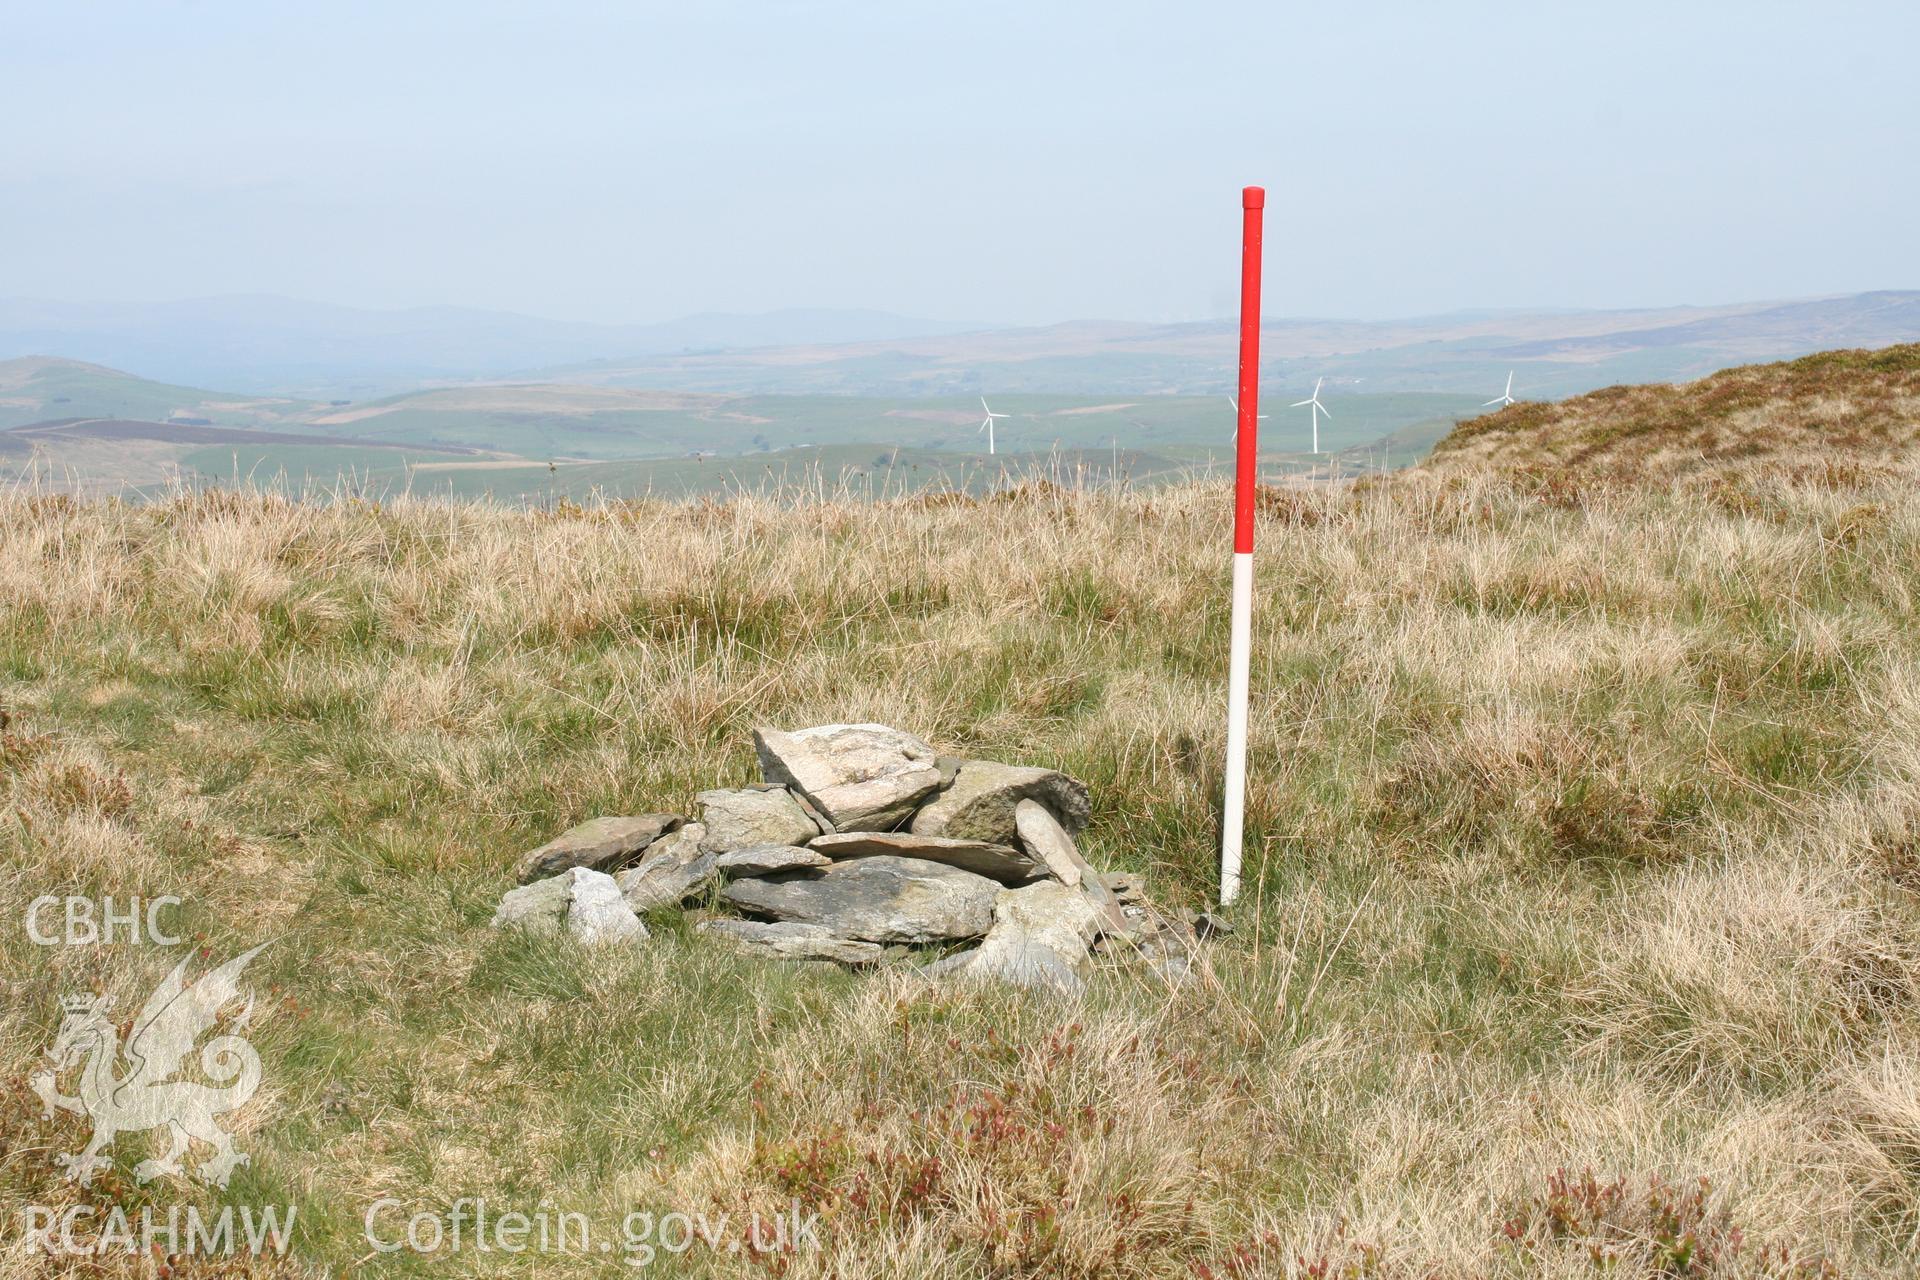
[491,724,1226,995]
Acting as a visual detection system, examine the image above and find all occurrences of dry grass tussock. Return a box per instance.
[2,461,1919,1277]
[1430,343,1920,484]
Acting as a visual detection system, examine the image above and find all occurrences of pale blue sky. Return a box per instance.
[2,0,1913,325]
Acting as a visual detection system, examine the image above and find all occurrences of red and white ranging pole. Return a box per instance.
[1220,184,1264,907]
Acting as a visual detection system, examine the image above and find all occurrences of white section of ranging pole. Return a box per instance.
[1219,549,1254,904]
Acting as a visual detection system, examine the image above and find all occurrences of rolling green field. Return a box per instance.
[177,437,1433,505]
[7,355,1482,499]
[297,389,1477,462]
[165,394,1472,501]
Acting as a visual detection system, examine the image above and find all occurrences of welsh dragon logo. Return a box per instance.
[31,944,268,1189]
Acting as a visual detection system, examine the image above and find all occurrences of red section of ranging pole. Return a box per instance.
[1233,186,1265,553]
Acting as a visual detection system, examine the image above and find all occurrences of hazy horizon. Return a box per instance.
[9,288,1909,333]
[4,1,1914,328]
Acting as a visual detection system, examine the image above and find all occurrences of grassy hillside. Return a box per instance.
[297,386,1477,463]
[4,457,1919,1274]
[4,420,480,499]
[1430,343,1920,480]
[2,387,1467,500]
[177,442,1391,506]
[0,356,311,430]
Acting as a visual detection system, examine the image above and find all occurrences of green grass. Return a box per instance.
[176,443,455,491]
[3,463,1919,1275]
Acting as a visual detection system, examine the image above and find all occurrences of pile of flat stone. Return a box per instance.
[490,723,1220,995]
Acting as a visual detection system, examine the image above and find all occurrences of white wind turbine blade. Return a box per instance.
[1316,401,1332,419]
[1289,397,1314,408]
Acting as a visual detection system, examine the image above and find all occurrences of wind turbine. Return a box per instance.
[1226,395,1268,444]
[1289,377,1332,454]
[978,397,1011,455]
[1485,371,1516,408]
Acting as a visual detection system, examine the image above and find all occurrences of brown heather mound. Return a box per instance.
[1429,343,1920,482]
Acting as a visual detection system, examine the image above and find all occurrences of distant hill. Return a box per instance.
[531,292,1920,399]
[7,416,475,452]
[0,355,1477,483]
[1427,344,1920,480]
[4,292,1916,401]
[286,383,1477,463]
[0,297,992,397]
[0,355,311,430]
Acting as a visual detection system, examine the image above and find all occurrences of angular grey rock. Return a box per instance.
[1144,925,1200,987]
[740,778,836,832]
[721,855,998,944]
[1149,952,1195,987]
[696,787,820,854]
[1010,799,1126,932]
[615,823,718,912]
[492,871,574,929]
[1107,911,1200,988]
[1101,872,1148,905]
[564,872,650,945]
[1012,798,1083,886]
[963,881,1104,996]
[752,724,944,831]
[491,867,648,945]
[513,813,684,884]
[909,760,1091,845]
[712,844,831,878]
[698,919,885,966]
[919,949,979,979]
[1191,911,1234,941]
[809,831,1044,886]
[786,787,836,836]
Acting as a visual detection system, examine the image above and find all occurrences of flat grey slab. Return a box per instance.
[696,787,820,854]
[698,919,885,966]
[514,813,684,884]
[753,723,944,831]
[713,844,831,878]
[809,831,1043,886]
[615,824,718,912]
[721,855,998,944]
